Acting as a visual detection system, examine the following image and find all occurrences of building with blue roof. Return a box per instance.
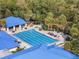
[1,45,79,59]
[0,31,19,50]
[0,16,26,32]
[5,16,26,28]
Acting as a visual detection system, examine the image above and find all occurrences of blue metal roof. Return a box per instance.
[1,45,79,59]
[0,31,19,50]
[5,16,26,28]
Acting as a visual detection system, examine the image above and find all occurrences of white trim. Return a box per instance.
[13,26,15,31]
[7,28,9,31]
[19,25,21,30]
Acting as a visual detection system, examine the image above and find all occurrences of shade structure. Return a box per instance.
[1,45,79,59]
[0,31,19,50]
[4,16,26,28]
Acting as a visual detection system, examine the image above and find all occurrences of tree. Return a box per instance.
[0,0,16,18]
[70,26,79,38]
[64,40,79,55]
[73,14,79,28]
[64,41,73,51]
[58,14,67,30]
[44,12,54,30]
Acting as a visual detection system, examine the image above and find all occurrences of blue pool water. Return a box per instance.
[14,29,58,46]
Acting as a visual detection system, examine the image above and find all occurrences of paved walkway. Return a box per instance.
[0,50,12,58]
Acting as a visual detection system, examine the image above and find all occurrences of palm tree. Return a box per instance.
[0,19,6,28]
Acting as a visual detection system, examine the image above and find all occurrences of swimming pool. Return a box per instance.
[14,29,58,46]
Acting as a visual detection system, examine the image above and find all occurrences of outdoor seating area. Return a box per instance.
[48,31,64,39]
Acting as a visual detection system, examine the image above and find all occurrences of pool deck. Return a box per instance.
[0,50,12,58]
[0,25,65,58]
[7,25,65,47]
